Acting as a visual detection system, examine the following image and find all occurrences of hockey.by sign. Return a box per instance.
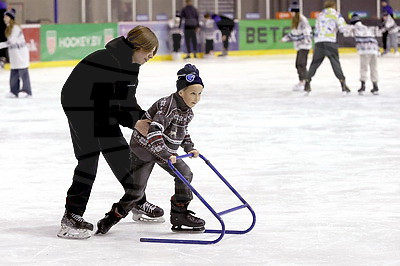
[40,23,117,61]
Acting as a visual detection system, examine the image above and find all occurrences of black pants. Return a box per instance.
[382,31,388,50]
[307,42,345,81]
[205,39,214,54]
[117,152,194,213]
[172,33,181,52]
[63,110,143,216]
[295,49,309,81]
[10,68,32,96]
[221,30,231,50]
[184,28,197,54]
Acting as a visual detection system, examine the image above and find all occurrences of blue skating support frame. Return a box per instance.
[140,153,256,245]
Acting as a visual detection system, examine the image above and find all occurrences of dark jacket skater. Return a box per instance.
[212,14,235,56]
[179,0,200,58]
[59,26,159,236]
[0,2,8,64]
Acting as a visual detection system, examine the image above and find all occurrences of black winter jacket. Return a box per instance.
[179,5,199,29]
[215,15,235,33]
[61,36,144,136]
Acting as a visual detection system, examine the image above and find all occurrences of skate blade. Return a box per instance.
[358,91,364,96]
[57,225,91,239]
[95,229,107,235]
[371,92,379,95]
[132,213,165,223]
[303,91,310,96]
[171,225,205,233]
[342,91,351,96]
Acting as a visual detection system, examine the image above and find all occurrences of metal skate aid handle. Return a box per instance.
[140,153,256,245]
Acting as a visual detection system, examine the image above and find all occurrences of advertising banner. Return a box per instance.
[239,19,315,50]
[40,23,118,61]
[22,24,40,62]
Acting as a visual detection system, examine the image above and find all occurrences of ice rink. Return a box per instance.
[0,52,399,265]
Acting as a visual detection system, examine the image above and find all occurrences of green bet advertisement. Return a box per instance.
[239,19,315,50]
[40,23,118,61]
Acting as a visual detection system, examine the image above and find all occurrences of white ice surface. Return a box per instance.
[0,53,400,265]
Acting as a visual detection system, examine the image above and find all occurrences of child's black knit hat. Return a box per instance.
[4,8,16,20]
[176,64,204,91]
[350,13,360,24]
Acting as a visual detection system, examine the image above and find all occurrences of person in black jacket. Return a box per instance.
[58,26,163,239]
[0,1,8,67]
[180,0,200,59]
[212,14,235,56]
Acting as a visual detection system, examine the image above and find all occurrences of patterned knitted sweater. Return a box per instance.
[314,8,348,43]
[348,22,379,55]
[130,92,195,163]
[281,14,312,50]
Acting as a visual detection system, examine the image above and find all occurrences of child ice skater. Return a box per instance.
[381,11,398,56]
[349,13,380,95]
[96,64,206,234]
[281,1,312,91]
[0,8,32,98]
[203,13,215,57]
[168,12,183,60]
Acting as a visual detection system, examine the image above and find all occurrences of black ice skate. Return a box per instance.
[371,82,379,95]
[57,210,94,239]
[340,80,351,95]
[358,81,366,95]
[132,201,165,223]
[170,199,205,233]
[303,80,311,96]
[96,203,125,235]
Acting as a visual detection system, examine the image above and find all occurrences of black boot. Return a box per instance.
[358,81,366,95]
[96,203,126,235]
[304,80,311,95]
[340,80,351,95]
[371,82,379,95]
[170,198,205,232]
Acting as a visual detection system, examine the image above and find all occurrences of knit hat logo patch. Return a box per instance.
[185,74,195,82]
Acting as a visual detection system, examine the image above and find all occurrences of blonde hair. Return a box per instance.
[126,26,159,56]
[324,1,336,9]
[5,19,16,38]
[291,12,300,29]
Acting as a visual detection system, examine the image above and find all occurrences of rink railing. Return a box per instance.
[140,153,256,245]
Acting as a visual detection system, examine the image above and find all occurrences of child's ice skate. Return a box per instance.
[358,81,366,95]
[57,210,93,239]
[293,81,305,91]
[303,80,311,96]
[96,203,125,235]
[170,198,205,233]
[132,201,165,223]
[371,82,379,95]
